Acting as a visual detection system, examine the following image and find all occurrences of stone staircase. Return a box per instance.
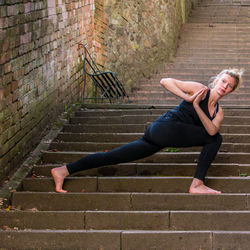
[130,0,250,106]
[1,0,250,249]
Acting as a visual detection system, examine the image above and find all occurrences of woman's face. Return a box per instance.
[215,73,236,97]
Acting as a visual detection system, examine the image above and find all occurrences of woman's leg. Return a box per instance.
[51,137,163,192]
[194,133,223,180]
[67,138,163,174]
[146,120,223,193]
[189,133,222,194]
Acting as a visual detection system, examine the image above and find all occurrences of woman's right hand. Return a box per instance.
[186,87,209,103]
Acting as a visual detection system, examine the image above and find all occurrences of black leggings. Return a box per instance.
[66,117,222,181]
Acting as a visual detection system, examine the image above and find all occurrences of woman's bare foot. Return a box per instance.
[189,178,221,194]
[51,166,69,193]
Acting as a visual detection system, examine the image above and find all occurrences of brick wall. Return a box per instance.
[0,0,95,182]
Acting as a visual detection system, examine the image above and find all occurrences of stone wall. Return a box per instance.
[0,0,198,182]
[101,0,199,91]
[0,0,95,182]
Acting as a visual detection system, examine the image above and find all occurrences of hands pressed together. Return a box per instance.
[187,87,209,106]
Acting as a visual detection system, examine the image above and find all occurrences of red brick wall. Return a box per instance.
[0,0,95,182]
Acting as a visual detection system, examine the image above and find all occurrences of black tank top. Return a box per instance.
[164,89,219,126]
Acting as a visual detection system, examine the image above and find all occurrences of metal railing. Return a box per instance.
[79,44,129,103]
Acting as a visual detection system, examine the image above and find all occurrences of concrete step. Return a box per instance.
[11,192,250,211]
[55,132,250,143]
[68,115,250,125]
[32,162,250,178]
[63,123,250,134]
[48,141,250,154]
[132,92,250,100]
[149,68,249,75]
[1,210,250,231]
[147,72,250,79]
[22,176,250,193]
[40,151,250,164]
[130,98,250,105]
[1,229,250,249]
[136,83,250,91]
[74,108,250,117]
[0,229,121,250]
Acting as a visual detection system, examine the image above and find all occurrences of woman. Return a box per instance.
[51,68,243,194]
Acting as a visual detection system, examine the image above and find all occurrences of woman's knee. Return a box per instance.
[212,133,223,146]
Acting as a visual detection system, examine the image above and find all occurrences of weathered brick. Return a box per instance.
[4,62,11,73]
[7,6,14,16]
[0,88,3,100]
[3,73,12,86]
[0,5,7,17]
[11,81,18,93]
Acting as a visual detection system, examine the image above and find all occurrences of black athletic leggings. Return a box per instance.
[66,115,222,181]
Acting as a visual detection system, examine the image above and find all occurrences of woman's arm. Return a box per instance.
[160,78,207,102]
[193,89,224,136]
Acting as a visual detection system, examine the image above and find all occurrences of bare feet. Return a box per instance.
[51,166,69,193]
[189,178,221,194]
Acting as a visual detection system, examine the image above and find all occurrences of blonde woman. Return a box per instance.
[52,69,243,194]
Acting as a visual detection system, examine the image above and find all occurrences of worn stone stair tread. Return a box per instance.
[22,176,250,193]
[41,150,250,165]
[49,141,250,153]
[73,109,250,117]
[32,162,250,178]
[1,229,250,249]
[130,99,250,104]
[55,132,250,141]
[1,210,250,231]
[63,123,250,133]
[68,116,250,125]
[11,192,250,211]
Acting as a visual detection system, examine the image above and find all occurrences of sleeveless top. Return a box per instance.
[161,89,219,127]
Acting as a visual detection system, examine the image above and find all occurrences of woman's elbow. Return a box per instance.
[208,128,219,136]
[160,78,172,86]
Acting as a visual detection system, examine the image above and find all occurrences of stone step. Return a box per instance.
[150,72,250,79]
[68,115,250,125]
[1,229,250,250]
[151,68,249,75]
[55,132,250,143]
[136,83,250,91]
[138,76,250,85]
[74,108,250,117]
[0,229,121,250]
[189,19,250,24]
[133,91,250,100]
[173,52,250,58]
[180,28,250,35]
[32,162,250,178]
[48,142,250,153]
[41,151,250,165]
[183,23,250,28]
[177,43,250,50]
[1,210,250,231]
[178,35,250,41]
[63,124,250,134]
[11,192,250,211]
[130,98,250,105]
[22,177,250,193]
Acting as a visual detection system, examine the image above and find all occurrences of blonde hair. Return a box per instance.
[209,68,244,91]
